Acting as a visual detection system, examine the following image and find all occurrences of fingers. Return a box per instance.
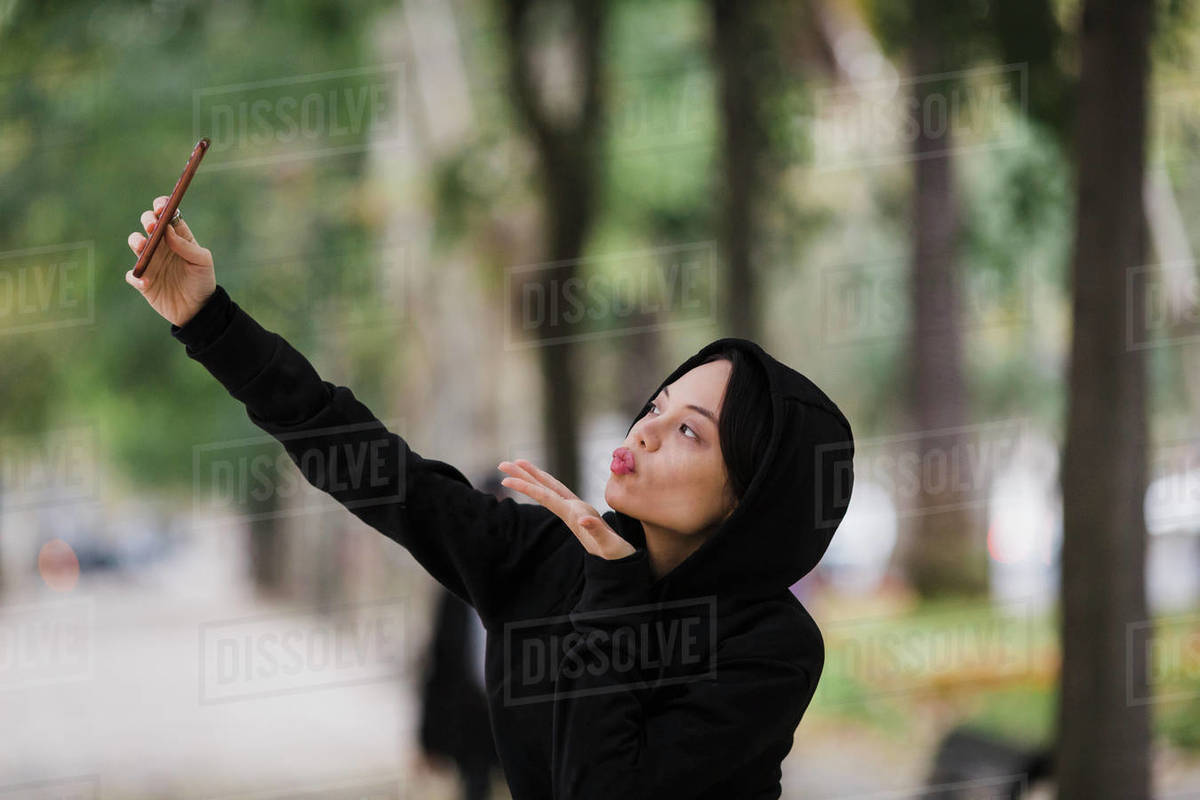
[579,517,635,559]
[496,462,569,514]
[168,214,197,243]
[497,462,550,509]
[498,474,559,512]
[497,460,580,515]
[163,222,210,263]
[497,460,541,487]
[126,233,153,288]
[154,198,199,243]
[143,199,199,244]
[129,198,202,292]
[497,462,631,558]
[514,458,578,500]
[129,214,210,267]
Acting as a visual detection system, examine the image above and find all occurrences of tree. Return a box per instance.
[861,0,1071,598]
[900,2,982,598]
[1057,0,1154,797]
[859,0,993,598]
[710,0,777,341]
[498,0,607,490]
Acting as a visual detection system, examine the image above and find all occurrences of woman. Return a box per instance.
[126,196,856,800]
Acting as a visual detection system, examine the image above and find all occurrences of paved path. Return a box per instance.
[3,525,1199,799]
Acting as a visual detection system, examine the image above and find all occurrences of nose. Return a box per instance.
[633,416,661,452]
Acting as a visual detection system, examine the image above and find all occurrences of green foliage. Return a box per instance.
[0,0,1190,566]
[959,117,1071,427]
[811,597,1060,746]
[1161,691,1200,752]
[963,683,1057,748]
[0,0,395,494]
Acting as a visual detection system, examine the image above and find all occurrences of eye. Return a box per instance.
[648,401,699,441]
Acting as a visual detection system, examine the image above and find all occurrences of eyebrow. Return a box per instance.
[661,385,717,426]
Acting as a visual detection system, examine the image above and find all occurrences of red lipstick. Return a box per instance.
[610,446,636,475]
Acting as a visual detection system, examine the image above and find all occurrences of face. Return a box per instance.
[605,358,737,537]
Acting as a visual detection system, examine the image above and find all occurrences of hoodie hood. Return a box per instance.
[607,337,855,601]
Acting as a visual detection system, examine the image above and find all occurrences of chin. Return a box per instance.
[603,480,619,509]
[604,481,633,516]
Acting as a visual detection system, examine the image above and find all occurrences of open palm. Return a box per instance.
[497,459,636,560]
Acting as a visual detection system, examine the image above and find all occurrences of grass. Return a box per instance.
[807,595,1200,753]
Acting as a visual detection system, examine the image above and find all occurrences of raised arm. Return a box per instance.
[126,197,568,624]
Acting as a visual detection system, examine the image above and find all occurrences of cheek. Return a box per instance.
[683,454,731,521]
[649,447,704,487]
[622,447,727,520]
[668,446,724,491]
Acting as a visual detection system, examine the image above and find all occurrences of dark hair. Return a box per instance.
[699,346,773,507]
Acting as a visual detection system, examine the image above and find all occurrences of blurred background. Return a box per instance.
[0,0,1198,797]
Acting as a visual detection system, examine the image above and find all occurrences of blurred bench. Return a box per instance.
[922,724,1053,799]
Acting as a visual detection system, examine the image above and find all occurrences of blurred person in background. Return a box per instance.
[415,474,503,800]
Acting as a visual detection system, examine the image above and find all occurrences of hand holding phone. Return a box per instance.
[125,139,218,327]
[132,137,208,279]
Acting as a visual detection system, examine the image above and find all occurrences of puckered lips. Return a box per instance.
[610,446,636,475]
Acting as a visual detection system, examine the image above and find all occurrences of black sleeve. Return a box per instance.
[171,286,237,356]
[170,285,569,622]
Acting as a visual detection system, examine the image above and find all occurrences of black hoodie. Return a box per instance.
[170,285,856,800]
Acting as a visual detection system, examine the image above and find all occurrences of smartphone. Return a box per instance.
[132,137,210,279]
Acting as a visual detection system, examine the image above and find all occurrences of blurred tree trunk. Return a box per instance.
[711,0,773,341]
[896,6,985,599]
[1057,0,1153,798]
[499,0,606,490]
[0,484,5,596]
[617,317,666,420]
